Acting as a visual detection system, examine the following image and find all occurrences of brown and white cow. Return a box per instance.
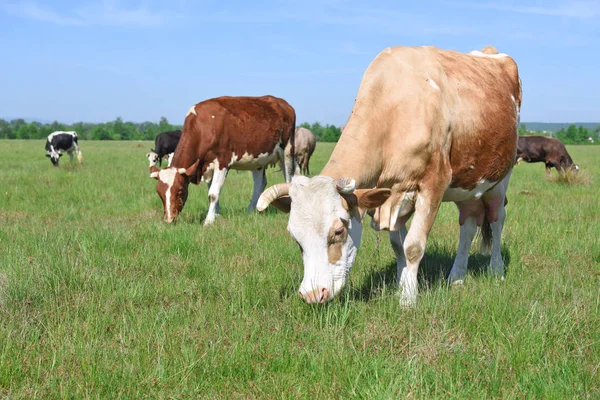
[258,46,522,306]
[150,95,296,225]
[283,127,317,175]
[516,135,578,174]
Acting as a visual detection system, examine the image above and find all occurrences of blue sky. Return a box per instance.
[0,0,598,125]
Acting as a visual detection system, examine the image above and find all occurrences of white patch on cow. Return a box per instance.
[442,179,498,202]
[426,74,440,90]
[468,50,509,59]
[211,115,215,118]
[186,106,197,117]
[389,191,415,229]
[157,168,178,222]
[167,153,174,166]
[511,95,516,103]
[228,142,280,170]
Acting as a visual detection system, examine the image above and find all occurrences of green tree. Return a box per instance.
[92,125,112,140]
[518,123,528,136]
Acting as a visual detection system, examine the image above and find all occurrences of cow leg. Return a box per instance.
[247,168,267,213]
[279,146,295,183]
[68,151,74,163]
[482,169,512,278]
[204,168,228,225]
[74,143,82,164]
[447,215,478,285]
[389,225,408,284]
[399,189,444,306]
[545,162,552,175]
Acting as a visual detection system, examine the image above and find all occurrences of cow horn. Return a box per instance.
[257,183,291,212]
[335,177,356,194]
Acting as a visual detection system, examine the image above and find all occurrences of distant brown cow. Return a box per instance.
[284,127,316,175]
[516,136,579,174]
[150,95,296,224]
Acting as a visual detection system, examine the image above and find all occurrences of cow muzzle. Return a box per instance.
[299,288,330,304]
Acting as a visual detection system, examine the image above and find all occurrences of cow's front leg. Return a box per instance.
[248,168,266,213]
[68,151,74,162]
[204,168,228,225]
[399,189,444,307]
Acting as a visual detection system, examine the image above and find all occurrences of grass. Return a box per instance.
[0,140,599,398]
[546,168,592,186]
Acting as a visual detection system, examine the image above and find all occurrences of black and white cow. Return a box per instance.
[146,130,182,167]
[45,131,83,167]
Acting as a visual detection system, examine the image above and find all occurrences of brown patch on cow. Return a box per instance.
[327,219,348,264]
[405,242,424,265]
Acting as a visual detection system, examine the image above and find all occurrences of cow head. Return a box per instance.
[46,151,62,166]
[257,176,390,303]
[146,151,159,167]
[149,160,200,223]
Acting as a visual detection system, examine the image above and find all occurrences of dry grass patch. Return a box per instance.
[547,168,591,185]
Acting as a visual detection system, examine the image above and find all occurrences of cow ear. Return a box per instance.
[354,188,391,210]
[149,166,160,179]
[178,159,201,179]
[271,196,291,213]
[341,188,391,219]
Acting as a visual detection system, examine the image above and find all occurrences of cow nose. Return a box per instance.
[299,288,329,304]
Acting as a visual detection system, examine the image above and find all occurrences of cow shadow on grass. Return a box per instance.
[350,246,512,302]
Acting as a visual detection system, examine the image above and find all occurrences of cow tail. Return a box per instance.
[478,217,493,255]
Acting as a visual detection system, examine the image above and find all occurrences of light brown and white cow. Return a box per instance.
[258,46,522,306]
[284,127,317,175]
[150,95,296,225]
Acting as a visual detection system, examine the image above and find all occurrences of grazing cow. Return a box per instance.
[284,127,317,175]
[146,130,182,167]
[516,135,578,174]
[150,95,296,225]
[258,45,522,306]
[45,131,83,166]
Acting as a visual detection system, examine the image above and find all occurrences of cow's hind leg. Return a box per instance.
[68,151,74,163]
[204,168,228,225]
[447,214,479,285]
[248,168,267,213]
[482,169,512,278]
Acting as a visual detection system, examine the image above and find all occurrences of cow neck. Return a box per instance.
[320,121,382,189]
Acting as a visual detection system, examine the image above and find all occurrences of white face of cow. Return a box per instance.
[46,150,61,166]
[258,176,390,303]
[146,151,159,167]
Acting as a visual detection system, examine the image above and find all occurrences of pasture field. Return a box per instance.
[0,140,599,398]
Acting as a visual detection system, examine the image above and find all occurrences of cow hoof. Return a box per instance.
[398,292,417,308]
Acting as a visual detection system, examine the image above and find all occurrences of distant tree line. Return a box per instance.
[519,124,600,145]
[1,118,598,145]
[0,118,346,143]
[0,117,181,141]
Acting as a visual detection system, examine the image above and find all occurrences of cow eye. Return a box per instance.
[334,226,344,236]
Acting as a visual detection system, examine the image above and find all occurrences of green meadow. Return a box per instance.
[1,140,598,398]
